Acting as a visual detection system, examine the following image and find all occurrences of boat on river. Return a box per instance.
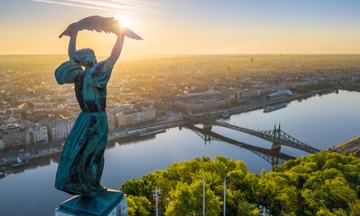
[11,157,29,167]
[220,111,230,118]
[0,167,5,175]
[263,103,287,113]
[137,129,166,138]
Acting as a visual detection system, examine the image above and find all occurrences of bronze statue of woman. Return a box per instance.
[54,16,142,197]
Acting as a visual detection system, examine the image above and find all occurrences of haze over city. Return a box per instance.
[1,0,360,56]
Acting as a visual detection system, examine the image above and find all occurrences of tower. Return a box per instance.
[10,93,17,106]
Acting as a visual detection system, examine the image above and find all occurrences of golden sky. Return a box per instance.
[1,0,360,56]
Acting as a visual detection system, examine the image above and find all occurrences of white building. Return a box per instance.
[115,111,136,127]
[141,107,156,122]
[44,120,71,142]
[26,124,49,145]
[115,107,155,127]
[2,115,21,124]
[38,125,48,143]
[107,114,115,131]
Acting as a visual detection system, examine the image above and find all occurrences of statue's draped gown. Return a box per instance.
[54,60,112,197]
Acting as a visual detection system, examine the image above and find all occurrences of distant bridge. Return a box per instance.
[184,114,320,154]
[186,125,295,168]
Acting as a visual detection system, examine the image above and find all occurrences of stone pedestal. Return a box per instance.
[55,189,127,216]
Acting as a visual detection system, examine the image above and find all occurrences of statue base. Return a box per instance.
[55,189,127,216]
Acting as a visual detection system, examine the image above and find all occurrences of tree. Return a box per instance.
[127,195,151,216]
[165,180,221,216]
[237,201,258,216]
[121,153,360,216]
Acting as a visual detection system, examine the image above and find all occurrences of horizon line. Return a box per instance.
[1,53,360,57]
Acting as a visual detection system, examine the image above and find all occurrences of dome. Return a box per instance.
[267,90,292,97]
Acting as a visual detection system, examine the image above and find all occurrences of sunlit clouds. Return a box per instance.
[30,0,161,14]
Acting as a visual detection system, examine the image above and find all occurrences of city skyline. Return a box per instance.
[0,0,360,56]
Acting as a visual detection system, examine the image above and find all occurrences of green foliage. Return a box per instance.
[120,152,360,215]
[165,180,221,216]
[127,195,151,216]
[120,173,157,200]
[294,83,337,94]
[237,201,258,216]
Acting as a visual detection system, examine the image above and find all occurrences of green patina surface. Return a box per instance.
[58,189,125,216]
[54,60,111,197]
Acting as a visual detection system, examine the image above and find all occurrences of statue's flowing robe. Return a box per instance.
[54,60,112,197]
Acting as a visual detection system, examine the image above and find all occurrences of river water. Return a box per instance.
[1,90,360,216]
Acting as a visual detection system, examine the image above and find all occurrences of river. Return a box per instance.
[1,90,360,216]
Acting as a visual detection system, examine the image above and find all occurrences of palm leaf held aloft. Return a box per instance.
[59,15,142,40]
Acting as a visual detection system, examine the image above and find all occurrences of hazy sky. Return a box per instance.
[0,0,360,56]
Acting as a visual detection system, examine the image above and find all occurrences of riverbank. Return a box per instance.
[0,86,348,167]
[191,86,339,117]
[0,120,191,167]
[332,135,360,155]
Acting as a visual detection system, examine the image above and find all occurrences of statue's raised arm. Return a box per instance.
[66,23,78,59]
[103,27,141,69]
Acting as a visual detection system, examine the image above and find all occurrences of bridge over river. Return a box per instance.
[184,113,320,154]
[186,125,296,169]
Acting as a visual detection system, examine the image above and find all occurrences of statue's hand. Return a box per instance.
[67,23,79,36]
[59,22,78,38]
[111,26,122,37]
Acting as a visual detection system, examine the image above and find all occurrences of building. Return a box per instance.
[43,120,71,142]
[240,89,253,98]
[141,107,155,122]
[0,124,27,149]
[251,88,262,97]
[261,88,273,96]
[38,124,48,143]
[175,96,231,113]
[10,93,17,106]
[266,90,292,101]
[116,110,136,127]
[233,89,253,99]
[1,114,21,124]
[115,107,156,127]
[26,124,48,145]
[107,114,115,130]
[348,75,360,81]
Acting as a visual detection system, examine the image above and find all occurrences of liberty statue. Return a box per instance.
[54,16,142,197]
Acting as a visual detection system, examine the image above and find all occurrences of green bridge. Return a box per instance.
[184,114,320,154]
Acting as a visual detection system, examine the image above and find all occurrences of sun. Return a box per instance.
[115,15,132,28]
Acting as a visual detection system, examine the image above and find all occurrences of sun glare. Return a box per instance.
[115,15,132,28]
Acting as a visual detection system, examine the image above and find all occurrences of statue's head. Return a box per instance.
[71,49,97,67]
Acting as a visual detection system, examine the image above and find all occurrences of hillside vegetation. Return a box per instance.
[121,151,360,216]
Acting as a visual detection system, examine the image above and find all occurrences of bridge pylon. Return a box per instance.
[203,124,212,132]
[271,143,281,152]
[271,123,282,152]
